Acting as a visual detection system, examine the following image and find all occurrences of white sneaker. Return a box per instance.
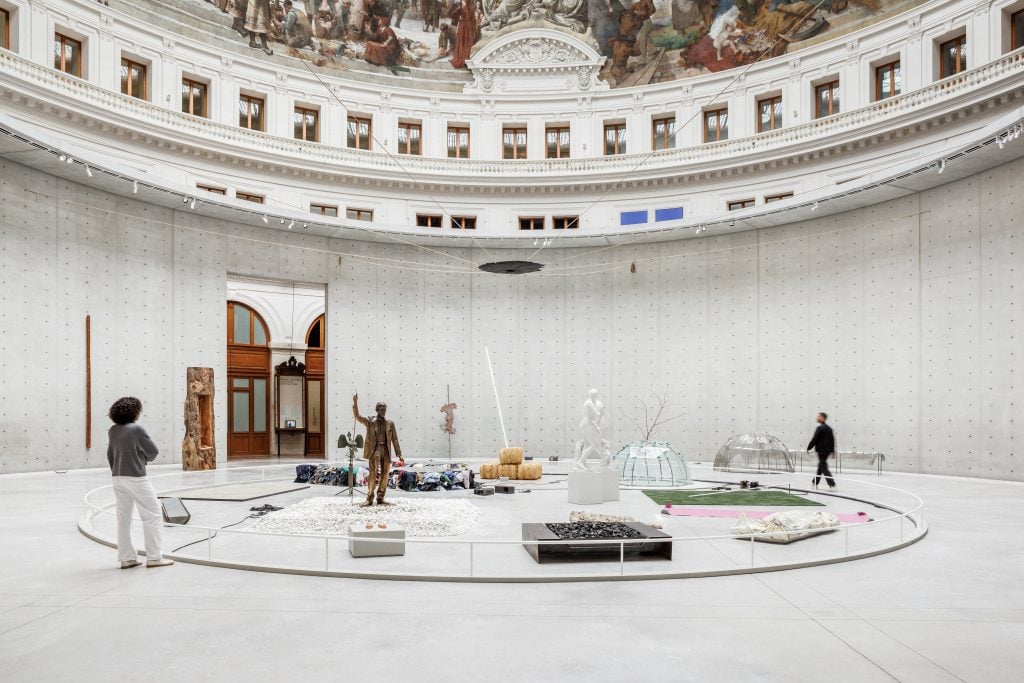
[146,559,175,568]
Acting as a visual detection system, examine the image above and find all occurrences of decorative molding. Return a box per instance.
[465,29,608,94]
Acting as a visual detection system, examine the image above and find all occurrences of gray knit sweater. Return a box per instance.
[106,423,159,477]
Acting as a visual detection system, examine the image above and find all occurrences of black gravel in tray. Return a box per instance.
[545,522,643,540]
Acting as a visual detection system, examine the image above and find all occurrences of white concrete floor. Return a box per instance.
[1,465,1022,682]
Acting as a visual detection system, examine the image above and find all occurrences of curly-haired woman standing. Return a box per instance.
[107,397,173,569]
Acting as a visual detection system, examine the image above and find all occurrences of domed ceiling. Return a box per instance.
[203,0,910,88]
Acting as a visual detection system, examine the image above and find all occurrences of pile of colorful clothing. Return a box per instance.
[390,467,474,492]
[295,464,368,487]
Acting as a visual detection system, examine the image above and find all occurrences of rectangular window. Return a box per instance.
[311,204,338,217]
[236,191,264,204]
[53,33,82,77]
[604,123,627,155]
[239,94,265,131]
[939,35,967,78]
[416,213,442,228]
[654,207,684,222]
[294,106,319,142]
[503,127,527,159]
[120,57,147,100]
[764,192,794,203]
[545,126,570,159]
[447,125,470,159]
[552,216,579,230]
[347,115,372,150]
[518,217,544,230]
[757,96,782,132]
[652,116,675,151]
[452,216,477,230]
[181,77,208,117]
[728,199,755,211]
[815,80,840,118]
[620,210,648,226]
[347,208,374,221]
[703,108,728,142]
[1014,10,1024,50]
[197,184,226,195]
[0,9,9,51]
[397,121,422,155]
[875,61,901,100]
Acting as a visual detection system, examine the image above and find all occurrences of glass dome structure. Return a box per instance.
[713,433,795,473]
[612,441,692,488]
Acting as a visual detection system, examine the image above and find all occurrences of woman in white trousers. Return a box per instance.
[106,397,174,569]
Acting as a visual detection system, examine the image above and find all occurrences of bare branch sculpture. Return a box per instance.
[620,390,684,441]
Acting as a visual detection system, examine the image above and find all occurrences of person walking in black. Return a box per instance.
[807,412,836,490]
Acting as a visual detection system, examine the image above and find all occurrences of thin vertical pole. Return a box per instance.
[844,527,849,556]
[207,529,212,560]
[469,542,474,577]
[85,315,91,449]
[484,346,509,448]
[325,537,329,571]
[750,535,755,567]
[620,542,625,575]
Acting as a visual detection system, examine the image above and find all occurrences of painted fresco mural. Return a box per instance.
[197,0,901,87]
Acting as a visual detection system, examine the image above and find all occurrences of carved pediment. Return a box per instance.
[465,28,608,95]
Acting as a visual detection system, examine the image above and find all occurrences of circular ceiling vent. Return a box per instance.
[477,261,544,275]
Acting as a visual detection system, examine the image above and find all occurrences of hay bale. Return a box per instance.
[498,464,519,479]
[499,447,524,465]
[517,462,543,480]
[480,463,500,479]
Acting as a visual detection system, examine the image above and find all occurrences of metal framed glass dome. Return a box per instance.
[612,440,692,488]
[713,432,795,473]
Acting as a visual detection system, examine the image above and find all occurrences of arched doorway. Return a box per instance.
[227,302,271,458]
[305,315,325,456]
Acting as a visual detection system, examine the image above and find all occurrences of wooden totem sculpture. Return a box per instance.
[182,367,217,470]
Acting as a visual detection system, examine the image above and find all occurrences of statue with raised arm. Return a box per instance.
[352,393,402,506]
[573,388,611,471]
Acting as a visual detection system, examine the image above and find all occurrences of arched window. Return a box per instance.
[228,302,269,345]
[305,315,324,349]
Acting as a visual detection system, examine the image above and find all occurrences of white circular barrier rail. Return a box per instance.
[79,463,926,582]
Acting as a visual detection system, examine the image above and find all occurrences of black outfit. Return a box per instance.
[807,423,836,487]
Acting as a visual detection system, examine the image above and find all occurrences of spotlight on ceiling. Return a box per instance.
[66,156,74,164]
[59,155,66,162]
[182,196,189,203]
[280,218,285,224]
[302,223,308,229]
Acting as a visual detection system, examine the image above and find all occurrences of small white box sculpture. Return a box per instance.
[348,523,406,558]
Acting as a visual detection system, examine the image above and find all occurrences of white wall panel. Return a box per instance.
[3,157,1024,482]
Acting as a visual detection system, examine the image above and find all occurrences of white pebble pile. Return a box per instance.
[250,496,481,537]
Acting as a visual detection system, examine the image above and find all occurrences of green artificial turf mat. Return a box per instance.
[642,489,824,507]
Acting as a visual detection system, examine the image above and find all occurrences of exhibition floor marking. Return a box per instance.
[167,480,310,502]
[643,489,823,507]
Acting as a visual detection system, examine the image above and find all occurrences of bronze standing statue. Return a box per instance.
[352,394,402,506]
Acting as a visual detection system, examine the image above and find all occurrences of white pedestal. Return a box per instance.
[568,469,605,505]
[348,524,406,558]
[568,468,620,504]
[602,467,620,501]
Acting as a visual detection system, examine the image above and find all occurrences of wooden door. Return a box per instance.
[228,376,270,457]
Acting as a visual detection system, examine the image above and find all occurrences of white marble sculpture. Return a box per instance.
[568,388,619,504]
[573,388,611,470]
